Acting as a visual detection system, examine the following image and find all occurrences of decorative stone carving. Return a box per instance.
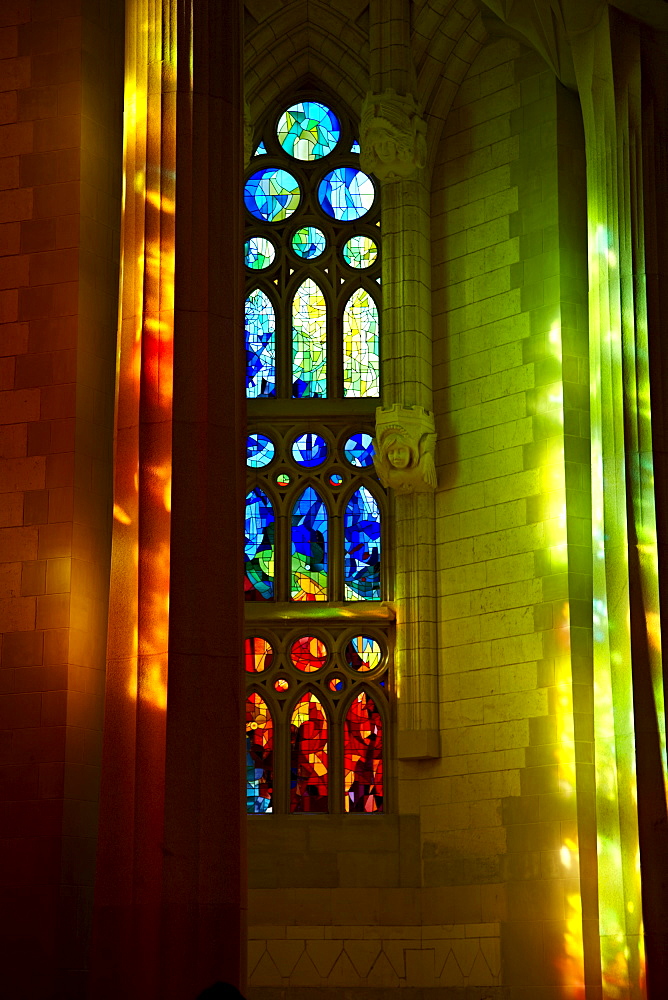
[373,404,437,493]
[360,89,427,182]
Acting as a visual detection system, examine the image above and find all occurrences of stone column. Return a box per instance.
[88,2,246,998]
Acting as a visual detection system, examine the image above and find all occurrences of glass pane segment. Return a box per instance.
[246,693,273,813]
[318,167,374,221]
[291,487,327,601]
[247,433,275,468]
[245,636,274,672]
[344,635,382,672]
[245,289,275,398]
[277,101,341,160]
[254,141,267,156]
[245,488,275,600]
[290,693,328,812]
[342,235,377,268]
[344,487,381,600]
[290,636,328,672]
[344,691,383,812]
[245,167,301,222]
[292,432,328,468]
[351,138,361,153]
[344,432,374,468]
[291,226,326,260]
[245,236,275,270]
[292,279,327,398]
[343,288,379,397]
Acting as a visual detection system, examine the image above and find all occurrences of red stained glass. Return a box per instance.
[245,636,274,672]
[290,693,328,812]
[344,690,383,813]
[274,677,289,692]
[290,635,328,671]
[246,693,273,813]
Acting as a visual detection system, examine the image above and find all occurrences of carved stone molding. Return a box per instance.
[373,404,437,493]
[360,89,427,182]
[243,96,254,166]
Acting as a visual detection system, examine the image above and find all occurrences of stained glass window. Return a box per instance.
[344,487,381,600]
[247,693,273,813]
[254,141,267,156]
[344,432,374,468]
[290,693,328,812]
[343,288,379,397]
[245,488,275,600]
[291,432,327,467]
[291,226,326,259]
[291,635,328,671]
[277,101,341,160]
[318,167,375,221]
[344,691,383,812]
[291,487,328,601]
[245,167,301,222]
[344,635,382,672]
[245,236,276,270]
[245,289,275,398]
[245,636,274,672]
[342,235,377,268]
[292,279,327,398]
[247,433,275,468]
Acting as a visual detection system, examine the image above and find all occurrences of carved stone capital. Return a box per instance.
[373,404,437,493]
[360,89,427,182]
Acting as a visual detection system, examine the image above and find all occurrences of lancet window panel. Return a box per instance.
[244,624,391,814]
[244,422,387,604]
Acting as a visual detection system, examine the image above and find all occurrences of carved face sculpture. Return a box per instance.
[367,124,400,164]
[383,432,413,470]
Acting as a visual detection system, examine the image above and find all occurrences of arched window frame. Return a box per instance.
[244,91,392,814]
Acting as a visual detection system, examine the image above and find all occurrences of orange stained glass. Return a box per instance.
[290,635,328,671]
[344,690,383,812]
[290,692,328,812]
[246,693,273,813]
[245,636,274,672]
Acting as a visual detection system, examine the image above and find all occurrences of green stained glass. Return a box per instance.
[277,101,340,160]
[342,235,377,269]
[292,226,326,260]
[292,279,327,398]
[245,236,275,270]
[343,288,379,397]
[245,167,300,223]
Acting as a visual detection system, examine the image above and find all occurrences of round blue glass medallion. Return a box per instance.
[247,433,275,468]
[343,433,374,468]
[277,102,341,160]
[318,168,375,221]
[245,236,276,270]
[292,432,328,468]
[292,226,326,260]
[329,473,344,486]
[244,168,301,223]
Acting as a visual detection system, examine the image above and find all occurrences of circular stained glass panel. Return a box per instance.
[292,226,326,260]
[245,637,274,673]
[318,168,375,221]
[342,235,378,269]
[276,473,291,486]
[292,432,328,468]
[245,168,301,223]
[344,432,374,468]
[245,236,276,270]
[328,676,345,692]
[277,102,341,160]
[247,433,275,468]
[329,473,343,486]
[344,635,382,672]
[290,636,328,672]
[274,677,290,692]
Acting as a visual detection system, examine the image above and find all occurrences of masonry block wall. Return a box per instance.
[431,34,591,997]
[0,2,123,997]
[247,33,591,999]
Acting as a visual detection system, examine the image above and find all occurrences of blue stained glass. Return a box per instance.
[344,487,381,600]
[291,487,328,601]
[292,433,328,468]
[277,102,340,160]
[245,488,275,600]
[351,139,361,153]
[292,279,327,398]
[245,289,275,397]
[344,433,374,468]
[245,167,301,222]
[247,433,275,468]
[254,141,267,156]
[245,236,275,270]
[292,226,326,259]
[318,168,375,221]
